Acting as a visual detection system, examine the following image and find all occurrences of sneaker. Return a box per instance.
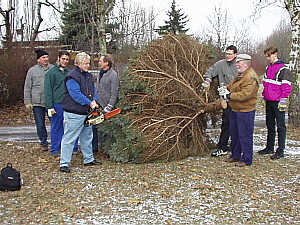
[258,148,274,155]
[84,160,102,166]
[60,166,70,173]
[211,149,227,157]
[270,151,284,160]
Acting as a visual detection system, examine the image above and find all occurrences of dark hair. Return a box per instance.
[264,46,278,56]
[226,45,237,54]
[101,54,113,68]
[58,50,70,58]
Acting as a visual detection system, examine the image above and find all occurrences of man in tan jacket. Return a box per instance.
[218,54,259,167]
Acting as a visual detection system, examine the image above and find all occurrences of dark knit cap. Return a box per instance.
[35,49,48,59]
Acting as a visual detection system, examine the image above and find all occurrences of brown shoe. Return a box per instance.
[235,161,248,167]
[40,146,48,151]
[225,158,239,163]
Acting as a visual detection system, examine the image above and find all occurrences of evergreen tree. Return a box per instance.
[156,0,189,35]
[59,0,93,50]
[59,0,118,53]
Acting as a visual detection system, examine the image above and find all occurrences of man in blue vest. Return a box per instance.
[59,52,101,173]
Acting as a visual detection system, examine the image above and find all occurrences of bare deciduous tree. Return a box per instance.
[206,5,230,52]
[111,0,157,49]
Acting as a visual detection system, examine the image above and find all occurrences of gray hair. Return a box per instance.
[74,52,90,65]
[244,60,251,67]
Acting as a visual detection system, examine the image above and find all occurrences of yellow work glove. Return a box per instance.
[278,98,288,112]
[25,104,33,110]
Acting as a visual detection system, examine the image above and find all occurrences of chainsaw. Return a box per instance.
[84,107,121,126]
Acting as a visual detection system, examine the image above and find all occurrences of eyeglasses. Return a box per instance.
[61,58,69,61]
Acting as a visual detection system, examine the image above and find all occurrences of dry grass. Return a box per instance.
[0,92,299,225]
[0,130,299,224]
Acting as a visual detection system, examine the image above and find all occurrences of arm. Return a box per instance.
[24,69,33,105]
[230,78,259,102]
[44,71,54,110]
[279,67,293,98]
[203,63,218,81]
[66,79,92,106]
[108,72,120,107]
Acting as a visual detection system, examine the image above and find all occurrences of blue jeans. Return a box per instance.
[50,104,78,154]
[230,110,255,165]
[32,106,48,146]
[60,112,94,167]
[265,101,286,152]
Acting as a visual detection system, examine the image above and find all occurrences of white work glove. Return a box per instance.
[103,104,113,113]
[218,86,231,101]
[201,78,211,91]
[48,109,56,117]
[25,104,33,110]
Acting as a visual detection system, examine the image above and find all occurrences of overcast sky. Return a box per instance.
[136,0,290,41]
[0,0,290,43]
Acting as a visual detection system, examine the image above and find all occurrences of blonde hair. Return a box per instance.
[74,52,90,65]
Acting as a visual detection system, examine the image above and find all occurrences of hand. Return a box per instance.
[103,104,113,113]
[201,78,211,91]
[90,100,98,109]
[25,104,33,110]
[220,99,228,109]
[278,98,288,111]
[47,109,56,117]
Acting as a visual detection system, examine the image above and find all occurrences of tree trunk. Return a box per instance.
[287,1,300,125]
[97,16,107,55]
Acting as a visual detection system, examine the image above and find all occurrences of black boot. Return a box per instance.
[258,148,274,155]
[270,149,284,160]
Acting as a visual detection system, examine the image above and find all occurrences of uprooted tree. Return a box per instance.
[98,34,224,163]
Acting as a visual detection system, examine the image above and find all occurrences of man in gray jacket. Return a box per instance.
[92,54,120,153]
[24,49,54,151]
[202,45,237,157]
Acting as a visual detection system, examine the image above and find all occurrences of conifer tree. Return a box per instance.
[156,0,189,35]
[59,0,93,50]
[59,0,117,53]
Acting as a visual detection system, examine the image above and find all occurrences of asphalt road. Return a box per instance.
[0,114,288,142]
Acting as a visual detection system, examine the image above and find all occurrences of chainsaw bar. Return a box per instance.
[104,108,121,119]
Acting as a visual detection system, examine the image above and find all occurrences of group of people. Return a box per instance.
[24,50,120,173]
[202,45,293,167]
[24,44,292,171]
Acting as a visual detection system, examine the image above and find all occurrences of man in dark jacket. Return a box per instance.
[92,54,120,153]
[44,50,78,157]
[202,45,238,157]
[59,52,101,173]
[24,49,53,151]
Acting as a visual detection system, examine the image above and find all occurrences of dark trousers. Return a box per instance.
[33,106,48,146]
[50,104,78,154]
[265,101,286,152]
[230,110,255,165]
[92,125,98,151]
[217,106,231,151]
